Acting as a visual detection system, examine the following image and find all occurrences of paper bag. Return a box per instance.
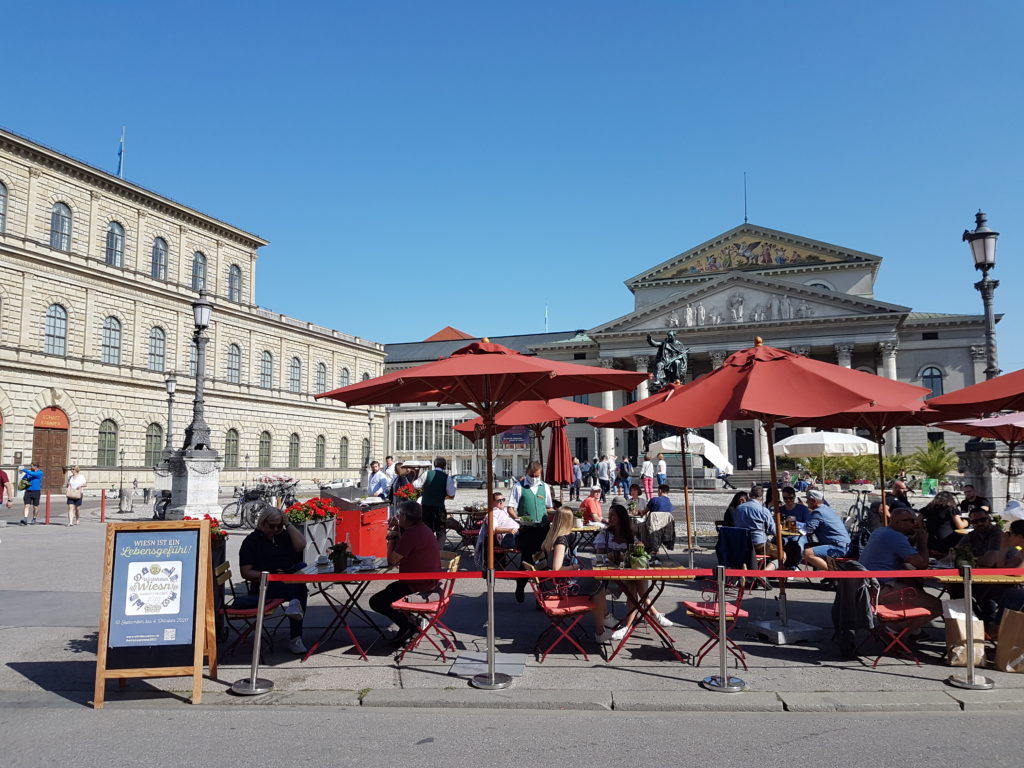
[942,600,985,668]
[994,609,1024,673]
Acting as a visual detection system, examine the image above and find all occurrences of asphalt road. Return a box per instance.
[0,704,1014,768]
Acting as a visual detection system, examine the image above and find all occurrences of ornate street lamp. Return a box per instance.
[182,290,214,450]
[964,211,1000,380]
[164,373,177,452]
[367,409,375,465]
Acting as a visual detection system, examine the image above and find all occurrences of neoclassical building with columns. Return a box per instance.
[0,128,385,492]
[386,224,987,475]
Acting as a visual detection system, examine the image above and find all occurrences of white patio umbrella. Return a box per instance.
[773,431,879,481]
[648,434,734,475]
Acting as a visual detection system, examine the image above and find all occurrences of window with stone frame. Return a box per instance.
[361,438,370,467]
[338,367,350,387]
[151,237,168,280]
[97,419,118,467]
[260,350,273,388]
[315,362,327,392]
[101,316,122,365]
[189,340,198,377]
[339,436,349,468]
[258,431,272,467]
[50,202,72,250]
[921,366,944,399]
[144,423,163,466]
[148,327,166,372]
[44,304,68,356]
[0,181,8,232]
[191,251,207,291]
[289,356,302,393]
[224,429,240,469]
[228,264,242,302]
[105,221,125,267]
[315,435,326,468]
[288,433,300,469]
[226,343,241,384]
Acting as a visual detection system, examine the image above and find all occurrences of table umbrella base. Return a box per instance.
[701,675,746,693]
[746,618,826,645]
[231,677,274,696]
[946,674,994,691]
[470,672,513,690]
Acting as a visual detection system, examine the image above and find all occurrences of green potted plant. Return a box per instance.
[908,440,959,495]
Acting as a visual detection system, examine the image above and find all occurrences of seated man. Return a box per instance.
[959,508,1004,562]
[780,486,810,525]
[858,508,940,632]
[732,485,777,558]
[488,491,520,547]
[239,508,308,654]
[802,489,852,571]
[580,485,605,524]
[646,483,673,513]
[369,500,441,646]
[959,484,991,519]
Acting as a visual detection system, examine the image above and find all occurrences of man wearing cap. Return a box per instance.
[802,490,852,571]
[580,485,605,524]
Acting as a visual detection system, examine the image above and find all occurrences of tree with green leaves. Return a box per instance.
[908,440,959,480]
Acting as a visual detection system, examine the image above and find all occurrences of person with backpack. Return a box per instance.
[19,463,43,525]
[616,457,633,496]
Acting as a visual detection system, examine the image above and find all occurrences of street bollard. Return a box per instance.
[100,489,106,522]
[946,564,994,690]
[231,571,274,695]
[700,565,746,692]
[45,492,51,524]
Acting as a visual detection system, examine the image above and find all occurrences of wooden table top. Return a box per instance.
[591,565,697,581]
[933,573,1024,584]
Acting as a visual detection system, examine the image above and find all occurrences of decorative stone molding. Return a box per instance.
[834,343,854,365]
[598,358,614,368]
[969,346,986,362]
[791,345,810,357]
[633,355,650,372]
[710,350,728,369]
[878,341,899,357]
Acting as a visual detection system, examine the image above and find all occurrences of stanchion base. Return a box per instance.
[701,675,746,693]
[946,674,994,691]
[470,672,513,690]
[231,678,275,696]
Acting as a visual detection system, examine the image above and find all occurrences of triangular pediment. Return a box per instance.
[592,273,908,335]
[626,223,881,288]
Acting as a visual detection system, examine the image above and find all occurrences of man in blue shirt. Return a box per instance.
[733,485,777,557]
[19,463,44,525]
[780,486,811,524]
[858,508,940,631]
[646,484,673,513]
[367,460,389,500]
[802,490,851,570]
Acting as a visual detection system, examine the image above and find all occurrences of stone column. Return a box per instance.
[879,341,898,380]
[969,346,987,386]
[754,420,771,471]
[710,350,730,458]
[599,358,615,459]
[634,355,650,454]
[833,343,855,434]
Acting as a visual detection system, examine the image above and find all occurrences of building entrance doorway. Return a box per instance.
[32,407,69,493]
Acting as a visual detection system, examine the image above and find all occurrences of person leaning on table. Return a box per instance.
[239,507,308,655]
[857,508,941,633]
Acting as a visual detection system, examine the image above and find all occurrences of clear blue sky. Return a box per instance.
[5,2,1023,370]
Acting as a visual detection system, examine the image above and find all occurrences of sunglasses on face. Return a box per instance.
[494,498,505,504]
[266,523,284,530]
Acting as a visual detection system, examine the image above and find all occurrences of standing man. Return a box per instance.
[509,460,556,602]
[367,460,389,500]
[1,465,14,511]
[596,455,612,501]
[383,456,397,484]
[414,456,456,542]
[369,500,440,646]
[579,457,592,491]
[801,489,851,571]
[570,458,583,501]
[19,463,43,525]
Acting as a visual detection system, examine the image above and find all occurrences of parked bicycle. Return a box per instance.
[221,485,265,529]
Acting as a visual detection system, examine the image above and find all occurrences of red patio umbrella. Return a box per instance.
[928,368,1024,417]
[934,411,1024,505]
[638,339,930,620]
[316,340,646,688]
[545,419,574,489]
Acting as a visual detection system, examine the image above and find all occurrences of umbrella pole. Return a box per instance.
[876,431,889,526]
[1007,443,1017,506]
[765,419,787,624]
[471,410,511,690]
[679,430,694,568]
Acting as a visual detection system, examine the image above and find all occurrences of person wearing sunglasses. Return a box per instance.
[239,507,308,654]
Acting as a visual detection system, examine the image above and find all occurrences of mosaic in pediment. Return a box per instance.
[662,238,845,279]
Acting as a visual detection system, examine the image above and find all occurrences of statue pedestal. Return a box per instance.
[958,446,1022,517]
[165,448,222,520]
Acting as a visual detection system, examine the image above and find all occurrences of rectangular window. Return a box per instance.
[443,419,454,451]
[927,431,945,445]
[575,437,588,460]
[461,459,473,475]
[415,420,424,451]
[501,458,513,479]
[572,394,589,405]
[424,421,434,453]
[395,422,405,453]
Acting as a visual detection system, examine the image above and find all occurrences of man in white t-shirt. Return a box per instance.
[596,455,612,502]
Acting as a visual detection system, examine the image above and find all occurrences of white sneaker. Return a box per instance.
[655,612,675,628]
[284,599,304,620]
[287,637,307,654]
[611,626,628,642]
[603,613,618,629]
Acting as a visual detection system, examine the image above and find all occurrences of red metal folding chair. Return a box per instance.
[864,586,931,667]
[392,555,461,663]
[216,562,285,657]
[682,577,749,670]
[523,562,592,662]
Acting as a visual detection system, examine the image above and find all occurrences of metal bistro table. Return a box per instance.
[301,562,389,662]
[571,525,602,553]
[593,564,695,663]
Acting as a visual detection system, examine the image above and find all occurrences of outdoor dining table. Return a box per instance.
[571,525,602,552]
[301,561,389,662]
[932,573,1024,585]
[592,564,695,663]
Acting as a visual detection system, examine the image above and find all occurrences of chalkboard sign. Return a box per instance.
[93,520,215,708]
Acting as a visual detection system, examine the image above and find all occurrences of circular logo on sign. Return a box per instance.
[149,564,161,575]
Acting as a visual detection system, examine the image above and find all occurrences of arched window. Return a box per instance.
[315,435,326,468]
[191,251,207,291]
[44,304,68,356]
[224,428,240,469]
[148,327,166,372]
[922,366,944,399]
[101,316,122,365]
[361,438,370,467]
[288,433,300,469]
[50,202,72,250]
[338,367,350,387]
[144,423,164,466]
[362,372,370,381]
[289,356,302,393]
[315,362,327,392]
[0,181,7,232]
[97,419,118,467]
[226,343,241,383]
[258,431,272,467]
[189,339,198,377]
[228,265,242,302]
[260,351,273,388]
[339,437,349,468]
[105,221,125,267]
[151,237,168,280]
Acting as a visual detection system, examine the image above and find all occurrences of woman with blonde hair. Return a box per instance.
[539,508,615,643]
[65,465,87,526]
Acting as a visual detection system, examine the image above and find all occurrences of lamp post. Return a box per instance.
[964,211,1000,380]
[164,373,177,452]
[118,448,125,494]
[367,409,375,465]
[182,290,214,450]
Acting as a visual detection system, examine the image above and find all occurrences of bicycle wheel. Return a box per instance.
[242,500,266,528]
[221,501,242,528]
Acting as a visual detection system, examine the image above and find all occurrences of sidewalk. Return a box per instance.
[2,496,1022,712]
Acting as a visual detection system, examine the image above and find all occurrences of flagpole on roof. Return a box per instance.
[116,126,125,179]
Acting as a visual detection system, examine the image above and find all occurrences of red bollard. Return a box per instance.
[100,489,106,523]
[45,492,51,525]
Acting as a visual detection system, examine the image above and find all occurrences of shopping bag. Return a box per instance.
[994,608,1024,673]
[942,599,985,667]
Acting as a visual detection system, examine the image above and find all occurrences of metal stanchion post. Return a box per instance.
[947,564,994,690]
[231,571,275,695]
[471,569,513,690]
[701,565,746,692]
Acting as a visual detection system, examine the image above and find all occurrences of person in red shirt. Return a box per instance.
[370,500,441,646]
[0,468,14,510]
[580,485,604,524]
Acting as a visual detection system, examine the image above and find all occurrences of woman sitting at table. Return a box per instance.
[626,484,644,515]
[538,507,615,643]
[594,503,674,641]
[920,491,967,556]
[975,519,1024,631]
[722,491,748,527]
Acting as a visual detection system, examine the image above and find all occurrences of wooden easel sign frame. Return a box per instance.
[93,520,214,708]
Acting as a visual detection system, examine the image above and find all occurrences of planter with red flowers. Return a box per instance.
[285,497,339,565]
